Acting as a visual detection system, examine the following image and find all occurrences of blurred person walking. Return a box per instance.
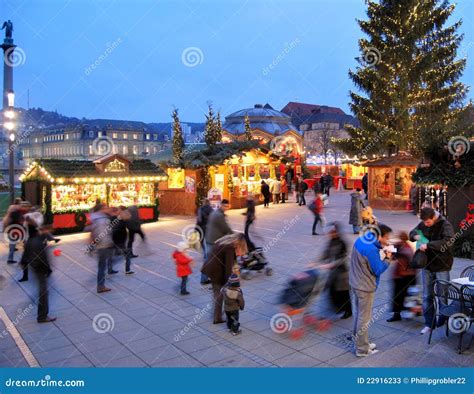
[349,189,365,234]
[387,231,416,322]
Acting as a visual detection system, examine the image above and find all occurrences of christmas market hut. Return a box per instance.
[365,152,419,210]
[155,141,286,215]
[412,141,474,258]
[20,154,167,234]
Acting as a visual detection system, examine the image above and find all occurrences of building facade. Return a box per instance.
[19,126,167,163]
[222,104,303,156]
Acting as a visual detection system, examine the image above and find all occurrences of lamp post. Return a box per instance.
[4,91,15,204]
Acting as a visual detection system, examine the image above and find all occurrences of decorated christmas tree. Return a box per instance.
[244,115,252,141]
[171,109,185,163]
[204,104,218,148]
[215,111,223,144]
[334,0,469,158]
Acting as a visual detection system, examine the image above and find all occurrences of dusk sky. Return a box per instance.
[4,0,474,123]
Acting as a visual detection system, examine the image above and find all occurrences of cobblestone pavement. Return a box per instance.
[0,190,472,367]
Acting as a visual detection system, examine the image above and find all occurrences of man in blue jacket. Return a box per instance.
[349,224,393,357]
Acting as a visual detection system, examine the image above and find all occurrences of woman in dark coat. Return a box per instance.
[320,223,352,319]
[201,233,247,324]
[349,188,365,233]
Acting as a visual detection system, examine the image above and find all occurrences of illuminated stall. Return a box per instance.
[20,154,167,234]
[365,152,418,210]
[158,141,284,214]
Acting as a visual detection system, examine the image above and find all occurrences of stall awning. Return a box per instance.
[364,152,419,167]
[20,154,167,183]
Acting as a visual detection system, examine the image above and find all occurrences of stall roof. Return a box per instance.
[364,152,419,167]
[25,158,166,178]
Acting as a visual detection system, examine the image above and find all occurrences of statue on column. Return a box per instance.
[1,20,13,42]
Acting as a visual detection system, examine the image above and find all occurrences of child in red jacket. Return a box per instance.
[172,242,194,295]
[310,193,324,235]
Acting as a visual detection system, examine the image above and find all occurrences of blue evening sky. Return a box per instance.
[4,0,474,123]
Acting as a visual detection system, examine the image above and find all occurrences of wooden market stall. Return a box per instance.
[365,152,418,210]
[157,141,284,214]
[305,162,367,190]
[20,154,167,234]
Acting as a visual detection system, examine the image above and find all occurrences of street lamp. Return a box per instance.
[4,91,15,204]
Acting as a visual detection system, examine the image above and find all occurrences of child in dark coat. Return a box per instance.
[172,242,194,295]
[222,273,245,335]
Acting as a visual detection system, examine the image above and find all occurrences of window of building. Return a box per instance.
[89,131,94,138]
[98,131,103,137]
[89,145,93,155]
[146,134,150,140]
[122,145,128,155]
[133,145,138,155]
[133,134,138,140]
[123,133,128,139]
[153,134,158,140]
[112,133,118,139]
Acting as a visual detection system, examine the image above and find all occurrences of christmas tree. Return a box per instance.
[172,109,185,163]
[334,0,468,158]
[204,104,218,147]
[244,115,253,141]
[216,111,223,143]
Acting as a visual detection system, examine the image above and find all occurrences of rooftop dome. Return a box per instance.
[223,104,300,135]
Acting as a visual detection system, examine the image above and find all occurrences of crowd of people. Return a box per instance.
[1,177,456,358]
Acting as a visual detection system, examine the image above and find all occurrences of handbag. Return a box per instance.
[409,249,428,269]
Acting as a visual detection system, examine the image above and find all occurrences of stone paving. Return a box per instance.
[0,190,472,368]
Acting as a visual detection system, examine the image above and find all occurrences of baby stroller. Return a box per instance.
[239,247,272,280]
[275,268,332,339]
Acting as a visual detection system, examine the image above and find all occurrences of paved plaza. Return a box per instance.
[0,190,472,368]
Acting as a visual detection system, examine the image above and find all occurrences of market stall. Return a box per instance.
[365,152,418,210]
[20,154,167,234]
[306,162,367,190]
[157,141,284,213]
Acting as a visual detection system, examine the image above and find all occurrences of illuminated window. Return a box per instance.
[133,145,138,155]
[112,133,118,139]
[123,133,128,139]
[123,145,128,155]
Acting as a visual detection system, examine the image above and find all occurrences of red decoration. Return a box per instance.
[53,249,62,257]
[53,213,76,229]
[138,207,154,220]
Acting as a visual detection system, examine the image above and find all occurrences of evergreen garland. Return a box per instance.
[334,0,469,158]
